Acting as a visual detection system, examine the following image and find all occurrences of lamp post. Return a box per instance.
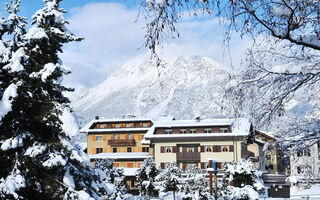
[207,158,218,199]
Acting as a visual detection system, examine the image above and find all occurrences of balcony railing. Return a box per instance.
[176,152,200,161]
[108,139,136,146]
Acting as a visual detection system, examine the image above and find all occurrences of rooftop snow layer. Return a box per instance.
[144,118,251,140]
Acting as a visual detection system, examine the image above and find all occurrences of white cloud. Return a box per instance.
[61,2,251,98]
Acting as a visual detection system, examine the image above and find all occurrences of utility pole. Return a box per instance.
[207,158,218,199]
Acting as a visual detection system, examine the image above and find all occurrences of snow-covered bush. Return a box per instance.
[155,162,182,200]
[219,159,264,200]
[180,165,212,200]
[136,157,160,198]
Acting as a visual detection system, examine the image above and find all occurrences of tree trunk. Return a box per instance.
[173,190,176,200]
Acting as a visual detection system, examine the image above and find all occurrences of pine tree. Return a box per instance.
[155,162,181,200]
[219,159,264,200]
[135,157,160,198]
[0,0,108,199]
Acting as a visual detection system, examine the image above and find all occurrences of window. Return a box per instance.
[204,128,212,133]
[127,162,134,168]
[115,124,120,128]
[180,129,186,134]
[142,147,149,152]
[266,155,271,161]
[130,180,135,188]
[96,136,103,141]
[221,146,229,152]
[127,133,132,140]
[297,166,301,174]
[126,123,131,128]
[220,128,228,133]
[164,129,172,134]
[113,162,120,167]
[127,147,132,152]
[190,129,197,134]
[187,147,195,152]
[298,149,311,157]
[113,134,118,140]
[96,148,103,154]
[205,146,212,152]
[99,124,105,128]
[143,123,148,127]
[166,146,173,153]
[113,147,117,153]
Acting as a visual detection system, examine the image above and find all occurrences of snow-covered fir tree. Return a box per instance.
[155,162,181,200]
[135,157,160,198]
[219,159,264,200]
[180,165,212,200]
[0,0,108,199]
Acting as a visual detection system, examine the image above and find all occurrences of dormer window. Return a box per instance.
[190,129,196,134]
[180,129,186,134]
[143,122,149,127]
[115,124,121,128]
[204,128,211,133]
[164,129,172,134]
[126,123,131,128]
[220,128,228,133]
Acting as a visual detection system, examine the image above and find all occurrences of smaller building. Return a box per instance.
[143,118,254,170]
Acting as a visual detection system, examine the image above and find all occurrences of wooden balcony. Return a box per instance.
[176,152,200,161]
[108,139,136,146]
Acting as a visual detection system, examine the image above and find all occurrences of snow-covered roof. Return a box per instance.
[122,168,138,176]
[143,118,251,141]
[88,152,151,160]
[79,118,153,133]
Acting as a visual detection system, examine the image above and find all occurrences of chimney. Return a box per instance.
[95,116,99,120]
[196,116,201,122]
[127,114,136,119]
[121,114,126,119]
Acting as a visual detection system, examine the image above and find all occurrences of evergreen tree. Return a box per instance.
[219,159,264,200]
[180,165,212,200]
[0,0,108,199]
[93,158,127,200]
[135,157,160,198]
[155,162,181,200]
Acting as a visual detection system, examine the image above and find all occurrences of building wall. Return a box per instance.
[248,143,278,174]
[153,140,244,167]
[87,133,152,155]
[290,143,320,179]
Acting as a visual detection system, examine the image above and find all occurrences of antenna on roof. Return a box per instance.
[95,116,99,120]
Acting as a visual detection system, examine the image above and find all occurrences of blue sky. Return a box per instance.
[1,0,250,100]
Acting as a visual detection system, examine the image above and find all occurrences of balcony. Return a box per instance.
[108,139,136,146]
[176,152,200,161]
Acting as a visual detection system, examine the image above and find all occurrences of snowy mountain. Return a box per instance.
[73,55,233,123]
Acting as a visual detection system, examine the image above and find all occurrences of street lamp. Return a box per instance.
[207,158,218,199]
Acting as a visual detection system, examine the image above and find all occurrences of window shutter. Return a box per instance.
[103,148,106,153]
[138,135,143,140]
[120,123,122,128]
[138,162,141,168]
[201,162,205,169]
[125,135,128,140]
[182,163,186,170]
[104,124,107,128]
[217,162,222,169]
[148,122,150,127]
[132,147,135,152]
[96,124,99,128]
[172,146,176,153]
[229,145,234,152]
[112,123,115,128]
[194,146,198,152]
[161,163,165,169]
[139,122,143,127]
[131,123,134,127]
[139,147,142,152]
[92,148,95,154]
[92,136,96,141]
[110,148,113,153]
[118,147,120,152]
[124,148,127,152]
[160,147,165,153]
[200,146,205,152]
[103,136,107,141]
[182,147,186,152]
[217,145,221,152]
